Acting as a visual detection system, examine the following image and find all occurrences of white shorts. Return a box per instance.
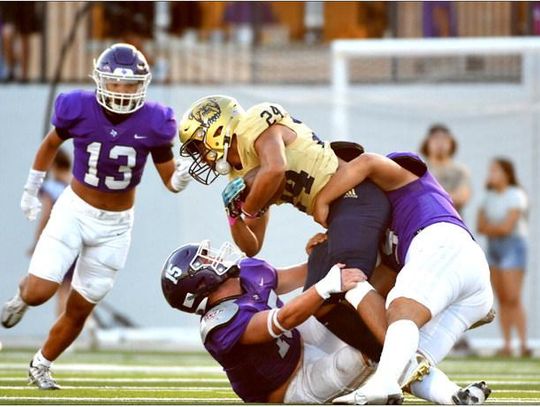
[28,186,134,304]
[283,317,374,404]
[386,223,494,364]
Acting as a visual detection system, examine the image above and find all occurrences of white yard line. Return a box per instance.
[0,385,233,391]
[0,363,222,374]
[0,377,229,383]
[0,396,240,402]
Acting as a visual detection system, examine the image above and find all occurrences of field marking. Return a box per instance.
[0,385,233,392]
[0,396,240,402]
[0,377,229,383]
[0,363,222,374]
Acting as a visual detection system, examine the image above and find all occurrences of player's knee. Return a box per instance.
[387,297,431,326]
[21,278,58,306]
[335,346,365,376]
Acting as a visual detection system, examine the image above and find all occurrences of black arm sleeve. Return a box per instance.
[55,127,72,140]
[151,144,174,164]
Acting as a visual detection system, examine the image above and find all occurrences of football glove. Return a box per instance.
[314,264,343,299]
[222,177,246,224]
[21,169,46,221]
[170,158,192,192]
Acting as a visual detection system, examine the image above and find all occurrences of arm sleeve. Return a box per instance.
[150,144,174,163]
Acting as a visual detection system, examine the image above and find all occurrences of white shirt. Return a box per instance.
[482,186,528,237]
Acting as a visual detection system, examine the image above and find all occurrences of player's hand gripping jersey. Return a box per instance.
[52,90,176,192]
[230,103,338,214]
[201,258,301,402]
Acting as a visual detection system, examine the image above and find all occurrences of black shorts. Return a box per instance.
[305,179,391,289]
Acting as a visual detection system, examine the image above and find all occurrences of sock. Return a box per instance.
[32,350,52,368]
[15,289,26,305]
[410,366,459,404]
[375,320,420,384]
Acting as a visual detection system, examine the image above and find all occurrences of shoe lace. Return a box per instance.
[33,365,56,385]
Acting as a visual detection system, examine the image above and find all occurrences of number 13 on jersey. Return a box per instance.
[84,141,137,190]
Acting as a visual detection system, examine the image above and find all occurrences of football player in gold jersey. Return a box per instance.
[179,95,391,345]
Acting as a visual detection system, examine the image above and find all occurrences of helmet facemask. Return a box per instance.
[179,126,232,185]
[93,69,151,114]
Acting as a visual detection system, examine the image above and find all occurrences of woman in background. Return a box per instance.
[478,158,530,357]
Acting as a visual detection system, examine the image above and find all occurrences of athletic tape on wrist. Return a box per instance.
[272,309,288,333]
[314,264,341,300]
[25,169,46,194]
[345,281,375,309]
[266,309,281,338]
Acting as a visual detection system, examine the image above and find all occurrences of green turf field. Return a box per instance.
[0,348,539,404]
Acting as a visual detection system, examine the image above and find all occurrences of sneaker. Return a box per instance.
[452,381,491,405]
[28,361,61,390]
[1,294,28,328]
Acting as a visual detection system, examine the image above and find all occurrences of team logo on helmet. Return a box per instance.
[189,99,221,127]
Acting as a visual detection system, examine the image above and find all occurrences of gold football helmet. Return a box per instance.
[179,95,245,185]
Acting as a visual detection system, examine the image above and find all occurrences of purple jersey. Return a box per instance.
[201,258,301,402]
[383,152,471,267]
[52,90,176,192]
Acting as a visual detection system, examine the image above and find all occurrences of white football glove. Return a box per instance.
[21,169,46,221]
[314,264,343,299]
[170,158,192,192]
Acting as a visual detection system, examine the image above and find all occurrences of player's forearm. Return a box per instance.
[318,158,369,205]
[276,288,325,330]
[230,219,262,257]
[276,263,308,294]
[242,167,285,215]
[32,131,63,172]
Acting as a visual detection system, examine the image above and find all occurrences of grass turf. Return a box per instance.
[0,349,538,404]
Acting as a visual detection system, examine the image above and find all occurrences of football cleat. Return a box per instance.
[1,293,28,328]
[469,308,496,330]
[333,377,403,405]
[399,353,432,391]
[452,381,491,405]
[28,361,61,390]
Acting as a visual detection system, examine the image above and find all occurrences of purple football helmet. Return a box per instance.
[161,241,244,315]
[92,43,151,114]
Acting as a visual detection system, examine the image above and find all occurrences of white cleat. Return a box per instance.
[333,378,403,405]
[399,353,432,391]
[1,293,28,328]
[28,361,61,390]
[452,381,491,405]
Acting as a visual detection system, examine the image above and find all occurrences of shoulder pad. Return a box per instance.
[150,104,177,144]
[387,152,427,177]
[52,91,85,129]
[200,300,239,343]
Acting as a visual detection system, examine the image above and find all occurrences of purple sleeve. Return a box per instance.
[51,91,84,132]
[205,308,254,354]
[150,105,177,148]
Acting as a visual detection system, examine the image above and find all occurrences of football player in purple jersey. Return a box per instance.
[161,240,491,405]
[161,240,374,403]
[313,152,494,405]
[1,43,191,390]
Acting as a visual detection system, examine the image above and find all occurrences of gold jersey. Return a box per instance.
[230,103,338,215]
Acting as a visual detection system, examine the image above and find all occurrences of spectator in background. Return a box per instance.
[223,2,275,45]
[420,124,471,215]
[28,150,74,317]
[102,2,155,64]
[0,2,41,83]
[478,158,530,357]
[422,1,457,37]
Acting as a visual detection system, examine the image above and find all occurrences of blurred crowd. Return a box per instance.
[2,2,540,83]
